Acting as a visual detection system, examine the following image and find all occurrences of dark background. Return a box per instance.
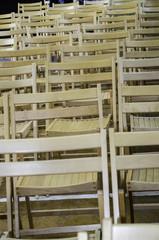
[0,0,45,14]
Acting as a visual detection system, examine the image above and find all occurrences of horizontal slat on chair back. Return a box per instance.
[100,15,136,22]
[37,25,78,34]
[122,85,159,96]
[125,51,159,58]
[0,132,101,154]
[123,72,159,81]
[15,105,99,121]
[12,88,98,105]
[123,102,159,113]
[12,88,99,121]
[0,59,45,68]
[48,59,112,70]
[82,31,128,40]
[122,58,159,68]
[0,65,33,76]
[0,47,46,57]
[116,154,159,170]
[114,131,159,147]
[61,42,117,53]
[23,35,69,44]
[0,157,102,177]
[0,79,33,90]
[49,73,112,84]
[125,39,159,47]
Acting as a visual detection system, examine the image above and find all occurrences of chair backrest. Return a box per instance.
[130,28,159,40]
[102,218,159,240]
[18,1,42,13]
[109,128,159,223]
[58,12,96,26]
[22,35,70,49]
[10,85,104,134]
[0,47,47,68]
[118,57,159,131]
[36,24,80,37]
[0,63,37,95]
[123,39,159,59]
[80,30,128,44]
[144,1,159,7]
[99,15,137,29]
[139,12,159,28]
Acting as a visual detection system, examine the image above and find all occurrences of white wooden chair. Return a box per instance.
[45,58,116,129]
[117,57,159,223]
[0,63,37,234]
[109,128,159,224]
[102,218,159,240]
[6,88,110,237]
[118,57,159,132]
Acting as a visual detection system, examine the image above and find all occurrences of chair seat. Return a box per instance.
[46,116,111,137]
[0,121,32,139]
[127,168,159,191]
[130,115,159,132]
[16,172,98,196]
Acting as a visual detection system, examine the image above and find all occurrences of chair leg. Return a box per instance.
[6,177,13,237]
[129,191,134,223]
[119,189,126,223]
[13,178,20,238]
[25,196,34,229]
[98,190,104,226]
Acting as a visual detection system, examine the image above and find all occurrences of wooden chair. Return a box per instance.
[19,19,57,38]
[139,12,159,29]
[0,63,37,234]
[0,37,17,51]
[118,57,159,132]
[7,88,110,237]
[0,159,100,240]
[21,35,71,62]
[102,218,159,240]
[0,46,48,91]
[118,58,159,222]
[109,128,159,224]
[45,57,116,128]
[104,3,138,29]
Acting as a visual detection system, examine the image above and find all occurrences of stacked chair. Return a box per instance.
[1,0,159,239]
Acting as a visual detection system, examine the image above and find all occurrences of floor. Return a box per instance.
[1,177,159,239]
